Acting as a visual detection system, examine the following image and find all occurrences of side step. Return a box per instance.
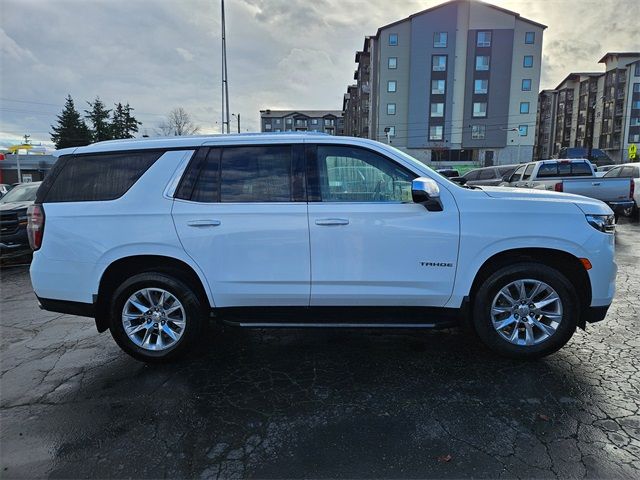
[222,321,438,329]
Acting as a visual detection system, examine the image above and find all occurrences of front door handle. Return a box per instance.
[592,182,601,186]
[315,218,349,226]
[187,219,221,227]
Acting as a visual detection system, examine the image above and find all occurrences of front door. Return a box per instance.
[172,145,310,307]
[307,144,459,307]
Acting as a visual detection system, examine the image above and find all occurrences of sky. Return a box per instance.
[0,0,637,149]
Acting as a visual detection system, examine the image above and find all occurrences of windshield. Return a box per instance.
[0,183,40,203]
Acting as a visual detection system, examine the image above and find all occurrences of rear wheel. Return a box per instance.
[109,272,204,362]
[473,263,578,359]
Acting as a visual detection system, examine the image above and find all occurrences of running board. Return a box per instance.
[222,321,438,329]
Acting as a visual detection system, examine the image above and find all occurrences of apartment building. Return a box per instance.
[534,52,640,163]
[343,37,375,138]
[342,0,545,165]
[260,110,344,136]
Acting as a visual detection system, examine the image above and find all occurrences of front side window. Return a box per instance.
[432,55,447,71]
[522,79,532,91]
[387,103,396,115]
[387,80,397,92]
[389,33,398,46]
[433,32,447,48]
[525,32,535,44]
[431,79,445,94]
[523,55,534,68]
[476,55,490,71]
[477,31,491,47]
[474,79,488,94]
[429,125,444,140]
[316,145,415,203]
[520,102,530,114]
[511,164,526,181]
[522,164,535,180]
[471,125,486,139]
[430,102,444,117]
[473,102,487,117]
[388,57,397,69]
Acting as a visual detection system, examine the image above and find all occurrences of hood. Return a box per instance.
[478,186,613,215]
[0,201,32,213]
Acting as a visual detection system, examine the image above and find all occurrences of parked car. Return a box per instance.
[603,162,640,217]
[463,165,518,186]
[595,165,617,177]
[436,168,460,178]
[29,135,617,362]
[501,159,634,215]
[0,182,41,255]
[559,147,611,167]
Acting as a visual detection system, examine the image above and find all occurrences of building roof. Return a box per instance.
[598,52,640,63]
[554,72,602,90]
[376,0,546,36]
[259,110,343,118]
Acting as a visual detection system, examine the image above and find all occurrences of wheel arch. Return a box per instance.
[95,255,212,332]
[467,248,592,328]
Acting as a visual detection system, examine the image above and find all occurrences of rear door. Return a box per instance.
[306,144,459,307]
[172,144,310,307]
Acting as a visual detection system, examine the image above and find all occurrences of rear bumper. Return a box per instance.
[607,200,635,213]
[38,296,95,318]
[584,304,610,323]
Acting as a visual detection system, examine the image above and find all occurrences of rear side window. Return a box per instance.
[571,162,592,176]
[38,151,163,203]
[537,163,557,178]
[464,170,480,181]
[478,169,495,180]
[603,167,621,178]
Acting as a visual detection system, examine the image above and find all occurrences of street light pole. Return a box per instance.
[231,113,240,133]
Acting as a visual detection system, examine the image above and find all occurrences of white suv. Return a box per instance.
[28,134,617,362]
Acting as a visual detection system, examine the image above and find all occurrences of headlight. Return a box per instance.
[585,214,615,234]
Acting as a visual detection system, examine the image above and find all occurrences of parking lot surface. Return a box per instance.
[1,219,639,479]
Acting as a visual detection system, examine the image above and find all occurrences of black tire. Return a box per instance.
[473,262,578,359]
[109,272,204,363]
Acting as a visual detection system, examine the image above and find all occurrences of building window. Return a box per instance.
[630,133,640,143]
[389,33,398,46]
[275,129,281,132]
[522,79,532,91]
[325,118,335,126]
[473,102,487,117]
[312,119,318,125]
[388,57,397,69]
[475,55,490,71]
[265,123,272,130]
[519,125,528,136]
[635,63,640,76]
[523,55,534,68]
[632,100,640,109]
[474,79,488,94]
[387,103,396,115]
[525,32,535,44]
[471,125,486,139]
[433,32,447,48]
[630,118,640,126]
[429,125,443,140]
[296,119,305,126]
[431,79,446,94]
[432,55,447,71]
[387,126,396,136]
[286,118,292,125]
[635,83,640,92]
[520,102,530,114]
[477,31,492,47]
[387,80,397,92]
[275,119,281,125]
[430,103,444,117]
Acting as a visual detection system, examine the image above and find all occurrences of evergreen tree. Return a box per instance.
[111,102,141,139]
[50,95,92,149]
[85,97,113,142]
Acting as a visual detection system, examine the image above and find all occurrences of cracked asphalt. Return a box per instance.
[1,219,639,479]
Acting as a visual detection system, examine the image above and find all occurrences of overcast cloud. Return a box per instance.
[0,0,637,148]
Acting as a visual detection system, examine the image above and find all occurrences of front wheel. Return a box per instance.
[473,263,578,359]
[109,272,204,362]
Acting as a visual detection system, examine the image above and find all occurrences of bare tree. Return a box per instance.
[156,107,200,136]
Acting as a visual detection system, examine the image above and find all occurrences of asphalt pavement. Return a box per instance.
[1,219,639,479]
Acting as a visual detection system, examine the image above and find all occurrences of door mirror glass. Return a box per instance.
[412,177,442,211]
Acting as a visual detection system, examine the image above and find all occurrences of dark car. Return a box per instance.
[0,182,41,255]
[463,165,519,186]
[558,147,611,167]
[435,168,460,178]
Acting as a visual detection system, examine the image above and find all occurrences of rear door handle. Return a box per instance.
[187,219,221,227]
[315,218,349,226]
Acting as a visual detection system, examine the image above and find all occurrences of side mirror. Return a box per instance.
[412,177,443,212]
[450,176,467,185]
[502,174,512,182]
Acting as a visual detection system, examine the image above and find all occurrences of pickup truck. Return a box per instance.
[501,159,634,214]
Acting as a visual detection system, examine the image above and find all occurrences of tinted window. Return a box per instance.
[478,169,496,180]
[522,164,535,180]
[221,146,292,202]
[603,167,621,178]
[316,146,415,202]
[571,162,593,176]
[39,151,163,203]
[619,166,636,178]
[498,166,516,176]
[537,163,558,178]
[464,170,481,181]
[191,149,221,203]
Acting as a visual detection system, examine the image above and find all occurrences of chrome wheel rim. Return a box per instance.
[121,288,186,351]
[491,279,562,346]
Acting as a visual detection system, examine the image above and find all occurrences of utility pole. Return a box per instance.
[221,0,230,134]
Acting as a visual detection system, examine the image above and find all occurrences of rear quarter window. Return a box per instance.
[37,150,163,203]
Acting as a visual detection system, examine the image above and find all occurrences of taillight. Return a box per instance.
[554,182,563,192]
[27,204,45,251]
